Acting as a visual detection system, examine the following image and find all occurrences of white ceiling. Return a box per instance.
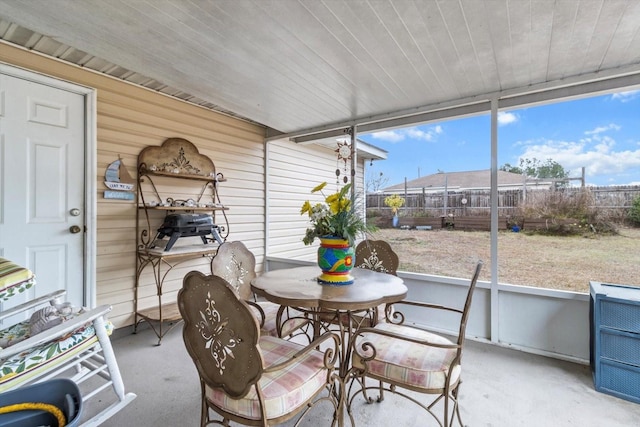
[1,0,640,140]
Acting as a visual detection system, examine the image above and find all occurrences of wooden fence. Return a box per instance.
[366,185,640,219]
[371,215,581,232]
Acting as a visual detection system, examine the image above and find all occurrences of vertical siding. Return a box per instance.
[267,139,365,261]
[0,44,265,328]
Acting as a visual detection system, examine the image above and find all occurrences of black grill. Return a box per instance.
[153,213,223,251]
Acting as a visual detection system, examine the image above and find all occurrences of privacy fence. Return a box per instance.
[366,185,640,221]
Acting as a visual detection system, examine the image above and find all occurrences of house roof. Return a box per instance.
[382,169,540,192]
[1,1,639,141]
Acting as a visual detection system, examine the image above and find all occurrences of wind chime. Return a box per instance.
[334,128,355,188]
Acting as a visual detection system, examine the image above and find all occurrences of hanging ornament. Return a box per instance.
[335,140,352,185]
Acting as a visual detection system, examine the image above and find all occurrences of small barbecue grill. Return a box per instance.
[153,213,223,251]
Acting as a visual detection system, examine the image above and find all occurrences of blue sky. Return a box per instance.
[358,89,640,188]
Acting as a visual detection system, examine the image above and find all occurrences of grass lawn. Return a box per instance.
[370,226,640,293]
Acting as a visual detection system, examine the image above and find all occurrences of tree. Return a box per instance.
[366,171,389,193]
[500,157,569,180]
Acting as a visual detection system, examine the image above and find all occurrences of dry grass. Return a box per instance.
[371,226,640,293]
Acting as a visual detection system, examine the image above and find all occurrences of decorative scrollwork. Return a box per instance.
[196,291,241,375]
[220,252,250,295]
[357,249,390,273]
[388,308,405,325]
[156,146,201,175]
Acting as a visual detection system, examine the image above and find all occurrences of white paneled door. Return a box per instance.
[0,71,85,308]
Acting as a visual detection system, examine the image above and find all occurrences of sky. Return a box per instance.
[358,89,640,188]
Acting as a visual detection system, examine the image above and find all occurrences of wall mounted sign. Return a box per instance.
[104,156,135,200]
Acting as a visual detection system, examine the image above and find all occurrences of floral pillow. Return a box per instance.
[0,257,35,301]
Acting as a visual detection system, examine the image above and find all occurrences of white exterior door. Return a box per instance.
[0,71,86,308]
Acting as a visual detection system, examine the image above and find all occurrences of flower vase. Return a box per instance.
[317,236,355,286]
[392,214,399,228]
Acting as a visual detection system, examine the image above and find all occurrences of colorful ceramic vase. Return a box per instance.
[317,236,355,285]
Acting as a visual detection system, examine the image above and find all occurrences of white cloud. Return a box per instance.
[584,123,621,135]
[611,90,640,103]
[371,130,404,143]
[518,137,640,180]
[498,112,518,126]
[370,125,443,143]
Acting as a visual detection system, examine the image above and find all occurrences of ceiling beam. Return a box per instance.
[498,73,640,109]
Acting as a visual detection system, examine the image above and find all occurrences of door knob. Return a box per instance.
[69,225,82,234]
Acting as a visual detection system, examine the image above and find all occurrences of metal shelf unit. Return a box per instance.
[134,137,228,345]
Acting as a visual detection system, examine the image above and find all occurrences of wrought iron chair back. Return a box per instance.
[210,241,311,340]
[355,239,400,326]
[179,272,262,398]
[355,239,399,276]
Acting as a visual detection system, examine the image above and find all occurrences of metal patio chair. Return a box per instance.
[348,260,483,427]
[178,271,340,426]
[210,241,311,340]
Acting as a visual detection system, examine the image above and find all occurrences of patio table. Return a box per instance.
[251,266,407,426]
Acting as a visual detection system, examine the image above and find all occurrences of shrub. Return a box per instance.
[517,188,617,236]
[629,196,640,226]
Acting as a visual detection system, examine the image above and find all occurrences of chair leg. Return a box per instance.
[199,383,208,427]
[377,379,385,401]
[444,388,450,427]
[452,385,464,427]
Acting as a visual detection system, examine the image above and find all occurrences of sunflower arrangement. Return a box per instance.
[300,182,372,246]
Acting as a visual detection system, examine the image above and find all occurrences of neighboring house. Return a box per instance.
[382,169,554,194]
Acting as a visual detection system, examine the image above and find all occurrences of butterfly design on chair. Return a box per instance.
[196,291,241,375]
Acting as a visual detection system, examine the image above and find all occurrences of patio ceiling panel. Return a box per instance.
[601,1,640,67]
[0,0,639,139]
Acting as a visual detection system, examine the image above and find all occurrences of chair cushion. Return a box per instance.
[352,322,461,391]
[205,335,329,420]
[0,258,35,301]
[0,317,113,391]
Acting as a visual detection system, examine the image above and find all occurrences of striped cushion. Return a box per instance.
[0,258,35,301]
[205,335,329,420]
[0,319,114,391]
[352,322,461,390]
[254,302,308,338]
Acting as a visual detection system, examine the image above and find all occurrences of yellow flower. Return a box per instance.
[300,200,312,215]
[325,193,339,203]
[300,181,373,245]
[311,182,327,193]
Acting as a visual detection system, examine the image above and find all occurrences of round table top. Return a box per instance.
[251,266,407,311]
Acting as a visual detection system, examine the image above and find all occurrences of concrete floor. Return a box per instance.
[90,324,640,427]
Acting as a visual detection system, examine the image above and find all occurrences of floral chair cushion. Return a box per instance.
[0,315,114,391]
[0,257,35,301]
